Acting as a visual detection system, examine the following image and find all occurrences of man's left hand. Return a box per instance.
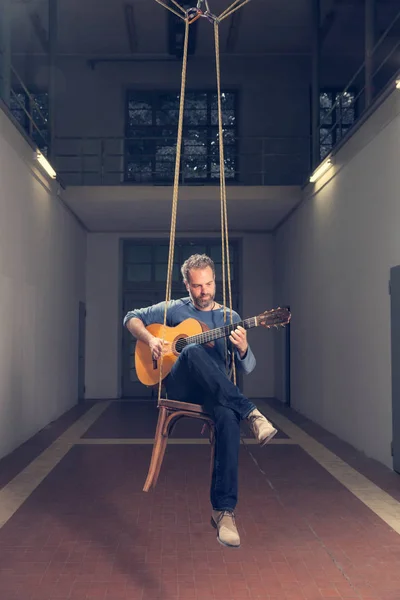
[229,325,248,358]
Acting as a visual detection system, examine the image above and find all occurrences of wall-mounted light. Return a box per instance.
[34,150,57,179]
[309,158,333,183]
[396,79,400,90]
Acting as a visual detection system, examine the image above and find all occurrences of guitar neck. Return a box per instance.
[187,316,259,346]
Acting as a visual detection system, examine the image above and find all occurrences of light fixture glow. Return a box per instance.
[396,79,400,90]
[309,158,333,183]
[35,150,56,179]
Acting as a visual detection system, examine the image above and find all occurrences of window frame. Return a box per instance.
[123,89,239,184]
[318,87,358,160]
[122,238,239,294]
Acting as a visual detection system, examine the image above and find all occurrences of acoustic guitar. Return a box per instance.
[135,307,291,386]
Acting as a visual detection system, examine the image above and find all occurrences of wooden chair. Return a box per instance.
[143,398,215,492]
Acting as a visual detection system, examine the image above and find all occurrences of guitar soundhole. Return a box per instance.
[174,337,188,354]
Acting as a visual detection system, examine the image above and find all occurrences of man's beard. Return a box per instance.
[190,292,215,309]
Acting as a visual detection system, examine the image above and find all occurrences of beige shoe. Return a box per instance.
[247,409,277,446]
[211,510,240,548]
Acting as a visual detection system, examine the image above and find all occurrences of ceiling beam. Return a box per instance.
[167,2,197,58]
[29,12,49,54]
[226,10,242,53]
[320,9,337,42]
[124,3,138,53]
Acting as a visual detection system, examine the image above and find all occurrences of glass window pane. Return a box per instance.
[156,93,179,126]
[125,90,237,183]
[211,92,236,126]
[126,246,152,262]
[182,245,207,260]
[126,264,152,281]
[125,135,151,156]
[155,245,171,262]
[154,162,174,182]
[320,109,332,126]
[211,108,236,127]
[185,92,207,125]
[320,128,332,146]
[125,161,153,182]
[337,91,355,108]
[215,262,234,281]
[9,93,27,127]
[211,146,236,180]
[183,129,207,179]
[320,145,331,160]
[128,95,153,126]
[210,245,234,262]
[31,93,48,129]
[155,264,179,282]
[336,126,344,141]
[319,92,332,109]
[320,92,333,126]
[341,108,355,125]
[155,129,176,181]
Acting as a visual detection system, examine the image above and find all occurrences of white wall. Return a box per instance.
[274,87,400,468]
[85,232,274,400]
[0,107,86,460]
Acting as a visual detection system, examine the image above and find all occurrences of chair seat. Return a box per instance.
[158,397,210,416]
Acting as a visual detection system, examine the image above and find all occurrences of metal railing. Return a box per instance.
[2,4,399,186]
[318,6,400,162]
[53,135,311,186]
[8,65,49,155]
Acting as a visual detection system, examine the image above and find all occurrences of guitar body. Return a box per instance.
[135,318,206,386]
[133,306,291,387]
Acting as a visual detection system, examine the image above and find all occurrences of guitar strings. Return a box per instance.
[173,310,288,353]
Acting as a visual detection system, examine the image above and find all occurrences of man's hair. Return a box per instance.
[181,254,215,283]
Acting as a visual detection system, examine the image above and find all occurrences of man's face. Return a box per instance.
[185,266,216,310]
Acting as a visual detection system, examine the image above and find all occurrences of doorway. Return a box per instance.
[121,239,240,398]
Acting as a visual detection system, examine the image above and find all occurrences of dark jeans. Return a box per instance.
[165,344,256,511]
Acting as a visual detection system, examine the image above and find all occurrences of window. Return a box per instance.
[319,90,356,160]
[123,240,237,289]
[9,91,49,155]
[124,90,237,183]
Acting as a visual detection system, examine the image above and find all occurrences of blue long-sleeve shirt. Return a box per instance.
[123,297,256,376]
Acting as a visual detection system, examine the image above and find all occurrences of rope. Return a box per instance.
[157,16,190,404]
[152,0,253,395]
[154,0,186,20]
[219,0,252,22]
[214,21,236,385]
[169,0,187,14]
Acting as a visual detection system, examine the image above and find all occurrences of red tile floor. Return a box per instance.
[0,399,400,600]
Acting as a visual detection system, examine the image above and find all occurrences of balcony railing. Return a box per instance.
[53,135,311,187]
[2,5,399,187]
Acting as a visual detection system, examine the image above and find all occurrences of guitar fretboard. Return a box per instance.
[179,317,258,349]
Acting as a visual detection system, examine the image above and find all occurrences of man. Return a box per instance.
[123,253,277,548]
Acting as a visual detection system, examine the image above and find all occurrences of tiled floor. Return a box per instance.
[0,399,400,600]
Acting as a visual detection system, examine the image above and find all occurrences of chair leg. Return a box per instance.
[143,407,168,492]
[151,433,169,488]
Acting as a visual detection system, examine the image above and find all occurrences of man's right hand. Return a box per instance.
[149,337,171,361]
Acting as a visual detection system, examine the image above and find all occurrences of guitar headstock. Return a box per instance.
[257,307,291,329]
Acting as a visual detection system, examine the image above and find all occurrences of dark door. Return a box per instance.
[122,291,163,398]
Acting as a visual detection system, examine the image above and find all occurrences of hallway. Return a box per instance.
[0,399,400,600]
